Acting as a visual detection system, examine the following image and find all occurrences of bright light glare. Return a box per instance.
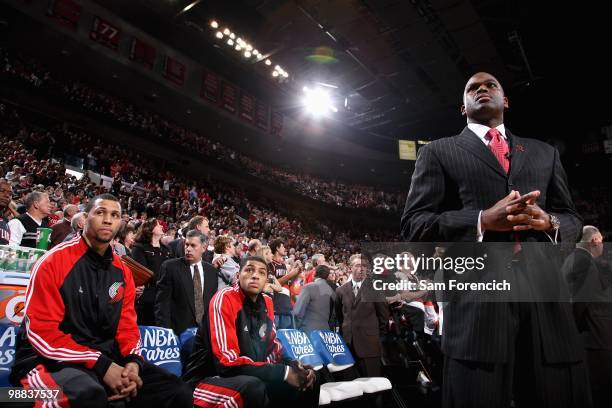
[244,51,252,58]
[303,88,334,116]
[227,39,234,46]
[211,21,219,28]
[215,31,223,39]
[223,28,230,35]
[265,59,271,66]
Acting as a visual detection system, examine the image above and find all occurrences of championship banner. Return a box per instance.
[0,324,18,386]
[276,329,323,370]
[163,56,186,86]
[200,69,219,103]
[47,0,82,31]
[310,330,354,368]
[90,16,121,51]
[239,90,255,123]
[255,99,269,131]
[138,326,182,376]
[220,81,238,114]
[129,37,156,69]
[270,110,283,137]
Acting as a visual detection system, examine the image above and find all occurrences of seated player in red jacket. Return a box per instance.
[10,193,192,408]
[182,255,319,408]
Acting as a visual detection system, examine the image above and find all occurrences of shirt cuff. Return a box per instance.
[544,229,559,244]
[477,210,484,242]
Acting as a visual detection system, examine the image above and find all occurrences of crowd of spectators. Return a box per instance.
[1,47,405,212]
[0,102,396,290]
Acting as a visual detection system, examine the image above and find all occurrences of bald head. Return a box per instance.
[461,72,508,128]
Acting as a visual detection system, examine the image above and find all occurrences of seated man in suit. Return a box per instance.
[182,256,318,408]
[293,265,336,334]
[155,229,219,335]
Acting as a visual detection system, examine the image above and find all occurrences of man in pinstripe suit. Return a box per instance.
[401,72,591,407]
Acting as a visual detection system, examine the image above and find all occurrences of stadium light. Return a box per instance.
[208,20,290,79]
[302,87,336,117]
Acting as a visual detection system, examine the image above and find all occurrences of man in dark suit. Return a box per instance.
[401,72,589,407]
[563,226,612,408]
[155,230,218,335]
[335,254,389,377]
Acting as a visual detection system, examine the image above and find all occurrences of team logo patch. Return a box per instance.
[108,282,125,304]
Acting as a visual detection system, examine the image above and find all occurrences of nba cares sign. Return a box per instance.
[310,330,354,367]
[276,329,323,370]
[138,326,181,376]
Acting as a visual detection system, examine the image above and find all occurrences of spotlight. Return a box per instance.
[215,31,223,39]
[303,87,335,117]
[275,65,281,71]
[227,39,234,46]
[246,44,253,51]
[235,44,242,51]
[229,33,235,39]
[265,59,272,66]
[223,28,230,35]
[282,72,289,78]
[211,20,218,29]
[272,71,279,77]
[244,51,252,58]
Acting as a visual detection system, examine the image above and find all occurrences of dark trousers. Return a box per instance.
[443,303,592,408]
[585,349,612,408]
[19,361,192,408]
[348,343,382,377]
[194,375,320,408]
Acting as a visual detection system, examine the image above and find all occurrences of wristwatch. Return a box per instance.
[549,214,560,231]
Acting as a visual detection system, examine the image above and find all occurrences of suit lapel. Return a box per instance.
[180,259,196,319]
[455,127,508,179]
[506,130,528,179]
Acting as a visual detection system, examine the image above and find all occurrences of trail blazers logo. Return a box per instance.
[108,282,125,304]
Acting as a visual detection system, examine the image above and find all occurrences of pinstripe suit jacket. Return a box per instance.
[401,127,583,363]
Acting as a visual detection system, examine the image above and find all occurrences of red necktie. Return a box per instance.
[485,128,509,174]
[486,128,521,253]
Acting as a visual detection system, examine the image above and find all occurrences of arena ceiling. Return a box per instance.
[94,0,605,148]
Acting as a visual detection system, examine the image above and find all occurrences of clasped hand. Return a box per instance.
[481,190,552,232]
[104,362,143,401]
